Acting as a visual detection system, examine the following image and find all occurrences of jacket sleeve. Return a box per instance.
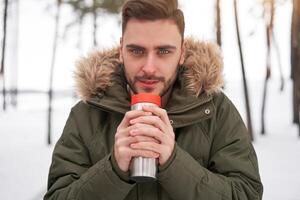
[157,94,263,200]
[44,108,135,200]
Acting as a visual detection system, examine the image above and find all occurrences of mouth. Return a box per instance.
[137,80,160,88]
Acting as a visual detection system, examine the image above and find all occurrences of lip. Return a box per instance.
[137,80,159,88]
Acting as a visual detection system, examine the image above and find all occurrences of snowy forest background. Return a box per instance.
[1,0,300,199]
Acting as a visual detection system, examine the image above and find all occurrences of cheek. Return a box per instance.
[123,60,141,78]
[162,61,179,78]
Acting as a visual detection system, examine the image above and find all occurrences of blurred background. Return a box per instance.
[0,0,300,199]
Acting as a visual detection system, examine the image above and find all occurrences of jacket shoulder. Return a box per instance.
[70,100,104,121]
[210,91,254,148]
[66,101,108,142]
[71,100,93,114]
[212,91,243,121]
[212,91,231,108]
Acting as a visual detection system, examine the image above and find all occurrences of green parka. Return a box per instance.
[44,38,263,200]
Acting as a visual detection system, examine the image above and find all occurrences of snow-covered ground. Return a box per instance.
[226,79,300,200]
[1,0,299,199]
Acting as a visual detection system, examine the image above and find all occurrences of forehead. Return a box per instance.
[122,18,182,47]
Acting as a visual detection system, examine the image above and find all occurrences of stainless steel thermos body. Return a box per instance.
[130,94,161,182]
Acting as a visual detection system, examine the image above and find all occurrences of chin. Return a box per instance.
[137,88,162,95]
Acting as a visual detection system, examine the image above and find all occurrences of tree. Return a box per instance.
[63,0,125,47]
[233,0,254,140]
[291,0,300,136]
[46,0,125,144]
[215,0,222,47]
[47,0,62,145]
[261,0,275,134]
[240,0,286,135]
[1,0,9,111]
[8,0,20,107]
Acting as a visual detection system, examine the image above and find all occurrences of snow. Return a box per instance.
[1,0,299,199]
[0,96,75,200]
[226,79,300,200]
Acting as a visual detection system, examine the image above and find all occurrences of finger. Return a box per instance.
[115,125,135,138]
[117,110,152,130]
[142,106,171,126]
[129,122,162,135]
[130,116,168,134]
[129,124,165,142]
[132,135,160,144]
[130,149,160,158]
[130,141,162,154]
[115,146,159,159]
[116,135,159,147]
[116,122,161,140]
[115,136,134,147]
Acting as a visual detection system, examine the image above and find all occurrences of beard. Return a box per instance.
[124,66,179,96]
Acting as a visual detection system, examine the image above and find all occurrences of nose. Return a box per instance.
[142,53,156,75]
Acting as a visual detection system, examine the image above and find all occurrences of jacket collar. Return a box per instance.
[74,38,224,126]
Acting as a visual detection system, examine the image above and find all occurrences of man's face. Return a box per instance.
[119,18,185,96]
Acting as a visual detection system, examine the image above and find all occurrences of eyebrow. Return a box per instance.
[125,44,177,50]
[126,44,145,50]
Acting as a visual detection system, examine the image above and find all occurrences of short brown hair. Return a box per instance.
[121,0,185,38]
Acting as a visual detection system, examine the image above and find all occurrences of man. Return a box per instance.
[44,0,263,199]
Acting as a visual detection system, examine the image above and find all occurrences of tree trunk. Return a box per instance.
[261,0,274,135]
[215,0,222,47]
[93,0,98,47]
[1,0,9,111]
[10,0,20,107]
[291,0,300,126]
[233,0,254,140]
[47,0,61,145]
[272,29,284,92]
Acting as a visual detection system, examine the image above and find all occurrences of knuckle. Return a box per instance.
[115,146,122,153]
[114,139,120,147]
[115,138,124,147]
[116,125,121,132]
[124,112,131,119]
[162,109,167,116]
[115,131,120,137]
[115,130,123,139]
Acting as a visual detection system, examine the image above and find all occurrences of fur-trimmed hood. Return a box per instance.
[74,38,224,102]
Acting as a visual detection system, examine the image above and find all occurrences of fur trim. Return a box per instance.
[74,47,119,102]
[74,38,224,102]
[184,38,224,96]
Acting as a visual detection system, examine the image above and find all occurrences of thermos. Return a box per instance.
[130,93,161,182]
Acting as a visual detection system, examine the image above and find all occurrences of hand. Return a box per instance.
[129,106,175,165]
[114,110,160,172]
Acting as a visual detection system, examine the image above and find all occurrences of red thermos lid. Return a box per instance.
[131,93,161,107]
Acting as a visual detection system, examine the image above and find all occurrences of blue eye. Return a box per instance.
[158,49,170,55]
[131,48,144,55]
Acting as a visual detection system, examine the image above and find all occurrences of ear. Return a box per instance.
[119,37,123,63]
[179,40,186,65]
